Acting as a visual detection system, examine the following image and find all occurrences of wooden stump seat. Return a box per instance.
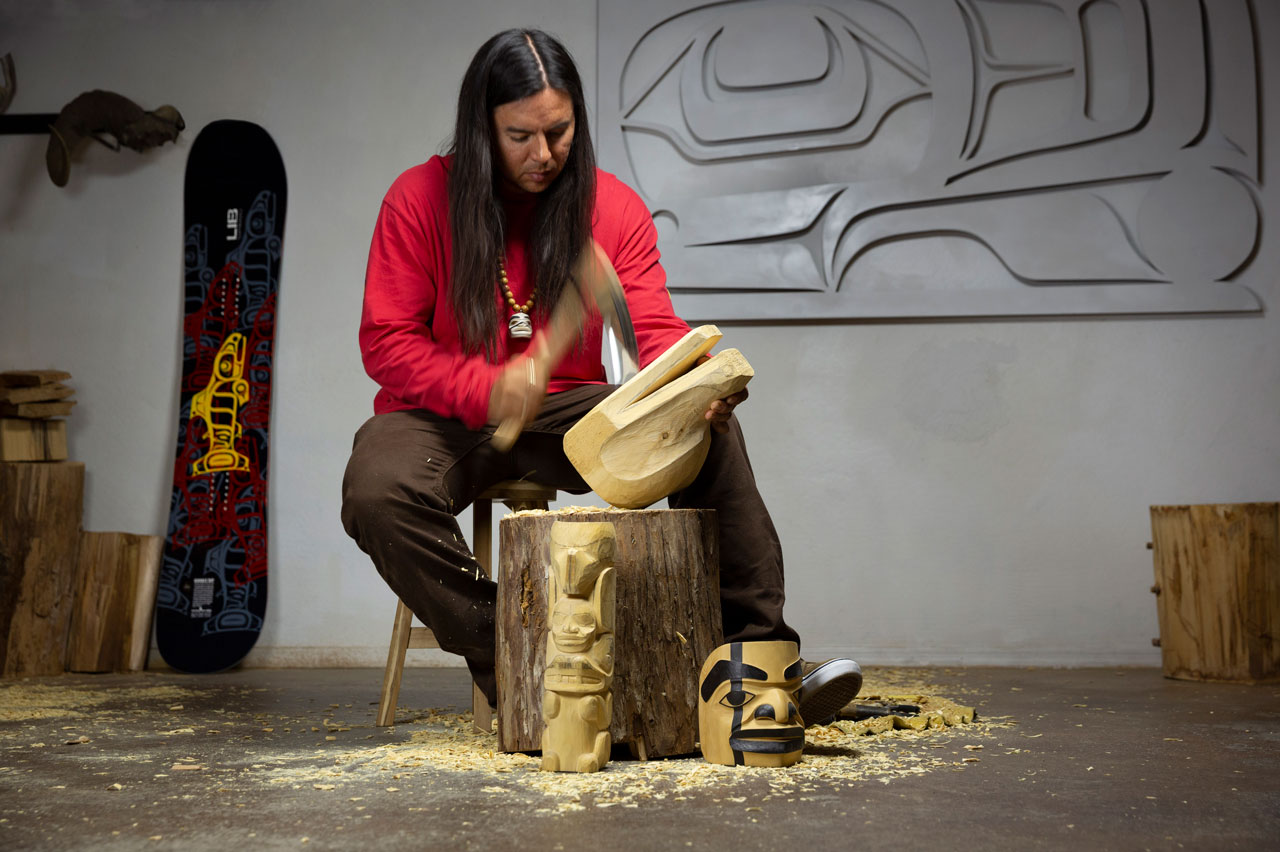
[495,508,721,758]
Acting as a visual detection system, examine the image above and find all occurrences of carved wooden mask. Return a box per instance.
[698,640,803,767]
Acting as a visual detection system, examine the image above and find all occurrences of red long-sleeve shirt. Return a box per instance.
[360,155,690,428]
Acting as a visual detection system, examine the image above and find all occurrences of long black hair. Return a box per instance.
[447,29,596,359]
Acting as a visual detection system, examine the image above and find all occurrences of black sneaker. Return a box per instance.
[799,658,863,726]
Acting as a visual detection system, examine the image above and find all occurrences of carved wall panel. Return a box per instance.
[596,0,1264,320]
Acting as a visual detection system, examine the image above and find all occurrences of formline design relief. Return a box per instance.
[597,0,1264,320]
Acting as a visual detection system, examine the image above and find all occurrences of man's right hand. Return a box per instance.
[487,355,549,431]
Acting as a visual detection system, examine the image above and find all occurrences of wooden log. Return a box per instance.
[0,400,76,419]
[129,534,161,671]
[67,532,162,672]
[1150,503,1280,683]
[564,325,753,509]
[68,532,119,672]
[0,461,84,677]
[0,383,74,405]
[0,419,68,461]
[0,370,72,387]
[496,508,721,757]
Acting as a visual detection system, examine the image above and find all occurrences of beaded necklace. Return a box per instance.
[499,258,533,339]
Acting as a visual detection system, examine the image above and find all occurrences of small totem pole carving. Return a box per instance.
[541,520,617,772]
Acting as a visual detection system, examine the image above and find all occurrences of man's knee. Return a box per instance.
[340,447,402,539]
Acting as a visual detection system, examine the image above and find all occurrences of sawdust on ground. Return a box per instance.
[0,669,1016,812]
[0,683,209,723]
[257,669,1014,811]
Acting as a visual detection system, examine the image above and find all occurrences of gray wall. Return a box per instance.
[1,0,1276,667]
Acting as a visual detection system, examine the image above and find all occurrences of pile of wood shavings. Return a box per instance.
[505,506,631,517]
[259,676,1010,810]
[0,683,208,723]
[828,693,976,736]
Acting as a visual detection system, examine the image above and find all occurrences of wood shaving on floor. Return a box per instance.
[0,671,1012,811]
[0,684,210,723]
[255,674,1010,810]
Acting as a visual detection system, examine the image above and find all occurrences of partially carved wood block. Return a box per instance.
[564,325,753,509]
[541,521,617,772]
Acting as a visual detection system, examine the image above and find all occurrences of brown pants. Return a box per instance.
[340,384,797,705]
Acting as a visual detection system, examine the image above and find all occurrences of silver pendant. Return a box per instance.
[508,311,532,339]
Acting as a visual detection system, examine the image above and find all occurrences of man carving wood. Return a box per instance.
[340,28,862,725]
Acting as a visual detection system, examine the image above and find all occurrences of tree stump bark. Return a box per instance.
[1150,503,1280,683]
[0,461,84,677]
[496,508,721,757]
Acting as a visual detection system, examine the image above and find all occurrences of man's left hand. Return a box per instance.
[705,387,749,434]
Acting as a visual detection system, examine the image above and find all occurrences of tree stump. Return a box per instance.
[496,508,721,757]
[1150,503,1280,683]
[0,461,85,677]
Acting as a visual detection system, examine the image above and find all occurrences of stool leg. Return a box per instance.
[377,600,415,727]
[471,498,493,733]
[473,498,493,577]
[473,684,493,733]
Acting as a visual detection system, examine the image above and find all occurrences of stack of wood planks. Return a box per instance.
[0,369,162,677]
[0,369,76,462]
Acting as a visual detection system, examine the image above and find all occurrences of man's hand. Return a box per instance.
[704,387,748,434]
[488,356,549,431]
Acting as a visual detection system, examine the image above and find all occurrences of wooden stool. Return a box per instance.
[495,508,721,758]
[376,480,558,731]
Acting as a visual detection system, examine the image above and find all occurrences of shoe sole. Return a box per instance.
[799,660,864,725]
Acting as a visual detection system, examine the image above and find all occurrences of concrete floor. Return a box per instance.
[1,666,1277,851]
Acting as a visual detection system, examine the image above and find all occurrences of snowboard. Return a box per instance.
[156,120,286,672]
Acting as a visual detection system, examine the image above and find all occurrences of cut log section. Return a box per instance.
[0,418,67,461]
[0,370,72,387]
[564,325,753,509]
[67,532,162,672]
[0,383,75,405]
[496,508,721,758]
[0,400,76,419]
[0,461,85,677]
[1150,503,1280,683]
